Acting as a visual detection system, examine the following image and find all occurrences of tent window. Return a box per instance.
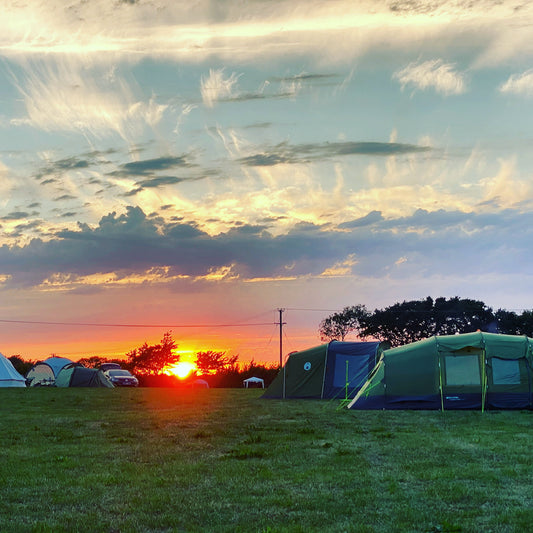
[492,358,521,385]
[445,355,480,386]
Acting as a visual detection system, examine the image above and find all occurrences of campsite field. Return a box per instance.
[1,388,532,533]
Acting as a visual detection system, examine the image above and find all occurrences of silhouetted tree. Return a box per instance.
[77,356,114,368]
[126,331,179,375]
[517,310,533,337]
[195,350,238,375]
[358,296,495,346]
[495,309,533,337]
[240,359,279,387]
[493,309,520,335]
[359,297,495,346]
[319,305,370,342]
[8,356,34,376]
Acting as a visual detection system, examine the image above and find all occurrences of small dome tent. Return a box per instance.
[349,332,533,411]
[55,366,114,388]
[262,341,389,400]
[26,357,74,387]
[0,353,26,387]
[191,379,209,389]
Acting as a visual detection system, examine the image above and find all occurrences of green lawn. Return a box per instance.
[0,388,532,532]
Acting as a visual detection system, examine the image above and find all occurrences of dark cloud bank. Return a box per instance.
[1,206,533,289]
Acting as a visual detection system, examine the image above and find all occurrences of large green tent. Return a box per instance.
[262,341,389,400]
[348,332,533,410]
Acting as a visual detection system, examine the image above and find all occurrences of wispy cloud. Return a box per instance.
[1,211,32,221]
[2,1,529,66]
[10,59,168,140]
[201,69,241,108]
[238,140,432,166]
[111,156,193,177]
[393,59,466,96]
[499,69,533,97]
[199,68,319,108]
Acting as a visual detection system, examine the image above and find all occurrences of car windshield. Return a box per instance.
[108,370,133,377]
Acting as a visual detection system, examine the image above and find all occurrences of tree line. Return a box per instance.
[8,331,279,388]
[319,296,533,347]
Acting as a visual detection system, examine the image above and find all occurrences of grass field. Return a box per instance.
[1,388,532,533]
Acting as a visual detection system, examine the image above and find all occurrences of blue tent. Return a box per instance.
[262,341,389,400]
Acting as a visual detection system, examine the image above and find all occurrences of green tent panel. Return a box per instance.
[55,366,114,388]
[263,341,389,400]
[349,332,533,410]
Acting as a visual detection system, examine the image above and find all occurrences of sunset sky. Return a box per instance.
[1,0,533,365]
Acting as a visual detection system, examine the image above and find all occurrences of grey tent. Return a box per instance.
[55,366,113,388]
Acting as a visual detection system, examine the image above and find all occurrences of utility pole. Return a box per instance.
[278,308,286,369]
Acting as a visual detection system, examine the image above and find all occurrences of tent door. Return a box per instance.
[442,347,484,408]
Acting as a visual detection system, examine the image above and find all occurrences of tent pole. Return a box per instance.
[481,348,487,413]
[278,308,287,399]
[345,359,349,401]
[438,356,444,413]
[320,344,329,399]
[278,308,286,369]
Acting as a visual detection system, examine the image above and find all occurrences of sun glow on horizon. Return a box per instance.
[164,361,197,379]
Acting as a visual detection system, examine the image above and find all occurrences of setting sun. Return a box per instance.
[165,361,197,379]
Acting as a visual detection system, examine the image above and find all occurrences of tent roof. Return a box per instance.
[329,340,388,355]
[42,356,75,377]
[243,377,264,383]
[0,352,26,386]
[385,331,533,360]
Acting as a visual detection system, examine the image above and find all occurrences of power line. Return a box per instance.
[285,307,340,312]
[0,319,276,328]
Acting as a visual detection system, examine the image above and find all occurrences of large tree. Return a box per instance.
[495,309,533,337]
[195,351,238,375]
[318,305,370,342]
[126,331,180,375]
[359,296,495,346]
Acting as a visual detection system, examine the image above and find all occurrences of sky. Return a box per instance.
[1,0,533,365]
